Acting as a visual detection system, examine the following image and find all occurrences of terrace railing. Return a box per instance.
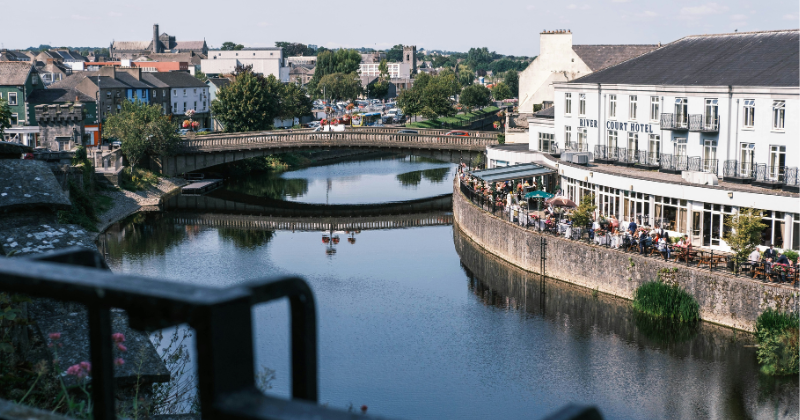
[687,157,718,174]
[617,148,636,164]
[608,146,619,161]
[0,247,602,420]
[659,154,688,172]
[637,150,659,166]
[594,145,608,161]
[689,114,720,132]
[784,167,799,188]
[723,160,754,180]
[660,113,688,130]
[754,164,785,183]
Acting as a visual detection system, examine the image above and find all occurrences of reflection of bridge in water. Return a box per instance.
[162,191,453,231]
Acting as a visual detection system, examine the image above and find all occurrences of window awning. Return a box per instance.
[469,163,555,183]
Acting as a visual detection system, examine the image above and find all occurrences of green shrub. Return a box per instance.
[755,309,799,376]
[783,249,798,263]
[497,134,505,144]
[121,167,161,191]
[632,281,700,323]
[57,182,99,231]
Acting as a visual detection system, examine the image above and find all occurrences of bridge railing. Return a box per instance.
[189,126,498,141]
[178,130,499,153]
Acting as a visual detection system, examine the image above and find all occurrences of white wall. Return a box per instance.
[202,49,287,81]
[517,32,592,113]
[171,86,210,115]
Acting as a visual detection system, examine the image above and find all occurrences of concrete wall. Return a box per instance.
[452,179,798,331]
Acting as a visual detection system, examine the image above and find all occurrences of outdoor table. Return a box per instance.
[594,233,609,246]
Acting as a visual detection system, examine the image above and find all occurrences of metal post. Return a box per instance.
[710,250,714,272]
[88,306,115,420]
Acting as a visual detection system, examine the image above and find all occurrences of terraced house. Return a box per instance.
[0,61,44,143]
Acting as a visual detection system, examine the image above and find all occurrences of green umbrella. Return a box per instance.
[525,190,554,199]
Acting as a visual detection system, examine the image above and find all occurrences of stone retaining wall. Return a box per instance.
[452,179,799,331]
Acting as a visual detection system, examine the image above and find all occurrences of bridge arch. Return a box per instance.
[154,127,498,176]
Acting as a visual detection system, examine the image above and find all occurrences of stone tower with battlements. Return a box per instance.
[34,104,86,151]
[403,46,417,75]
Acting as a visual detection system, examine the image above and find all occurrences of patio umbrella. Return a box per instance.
[525,190,554,199]
[546,196,578,208]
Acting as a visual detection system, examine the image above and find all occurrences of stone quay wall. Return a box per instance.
[452,179,798,332]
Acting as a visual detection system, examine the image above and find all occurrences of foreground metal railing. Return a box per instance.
[1,248,601,420]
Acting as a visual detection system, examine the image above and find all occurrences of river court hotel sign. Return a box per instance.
[579,118,656,133]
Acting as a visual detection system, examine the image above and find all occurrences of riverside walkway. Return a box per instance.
[156,127,499,176]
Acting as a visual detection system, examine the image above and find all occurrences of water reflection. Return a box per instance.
[396,167,452,187]
[454,226,799,420]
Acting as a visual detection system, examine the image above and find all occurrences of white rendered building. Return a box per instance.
[489,30,799,251]
[202,48,289,82]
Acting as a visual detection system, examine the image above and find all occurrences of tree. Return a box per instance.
[397,88,422,121]
[278,82,313,124]
[309,49,361,94]
[724,208,766,272]
[0,99,11,137]
[103,101,180,170]
[221,42,245,51]
[457,64,474,87]
[368,59,391,99]
[571,194,597,228]
[386,44,404,62]
[420,81,455,120]
[504,69,519,98]
[194,70,208,83]
[211,66,282,132]
[275,42,315,57]
[459,84,492,113]
[492,82,513,101]
[317,72,363,102]
[466,47,494,69]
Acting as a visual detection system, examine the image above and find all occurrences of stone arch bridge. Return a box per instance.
[153,127,498,176]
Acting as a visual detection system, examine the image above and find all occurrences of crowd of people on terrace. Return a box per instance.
[458,164,798,285]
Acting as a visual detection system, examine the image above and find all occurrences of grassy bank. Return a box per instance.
[56,149,113,231]
[631,281,700,323]
[121,167,161,191]
[755,309,799,376]
[406,106,500,129]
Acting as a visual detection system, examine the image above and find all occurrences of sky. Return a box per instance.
[2,0,798,57]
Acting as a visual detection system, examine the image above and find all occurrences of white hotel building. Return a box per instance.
[487,30,799,252]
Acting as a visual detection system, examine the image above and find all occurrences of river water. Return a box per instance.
[103,154,798,420]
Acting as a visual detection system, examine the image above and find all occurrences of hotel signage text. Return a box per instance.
[580,118,655,133]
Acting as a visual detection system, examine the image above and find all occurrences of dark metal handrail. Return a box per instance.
[617,147,636,164]
[594,145,608,160]
[608,146,619,160]
[637,150,659,166]
[689,114,720,132]
[660,113,688,130]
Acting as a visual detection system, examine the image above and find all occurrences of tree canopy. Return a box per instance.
[275,42,316,57]
[386,44,405,62]
[459,84,492,113]
[504,69,519,98]
[308,49,361,94]
[0,99,11,137]
[210,66,283,132]
[397,88,423,121]
[220,42,245,51]
[103,101,180,170]
[317,72,363,102]
[278,82,314,123]
[724,208,766,270]
[367,59,391,99]
[492,82,513,101]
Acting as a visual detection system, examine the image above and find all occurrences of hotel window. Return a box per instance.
[743,99,755,127]
[609,95,617,119]
[705,99,718,129]
[7,92,17,106]
[674,98,688,127]
[173,103,177,112]
[773,100,785,130]
[564,93,572,115]
[565,126,572,146]
[183,102,187,111]
[538,132,554,152]
[607,130,618,149]
[629,95,637,120]
[579,94,586,116]
[758,210,785,248]
[627,132,638,152]
[648,135,660,164]
[10,113,18,125]
[674,138,687,157]
[769,145,786,180]
[578,128,587,148]
[739,143,754,176]
[116,91,120,97]
[703,140,717,172]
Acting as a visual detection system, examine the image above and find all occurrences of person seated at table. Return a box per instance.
[628,220,638,234]
[639,232,651,255]
[764,244,778,261]
[658,236,670,260]
[774,253,790,282]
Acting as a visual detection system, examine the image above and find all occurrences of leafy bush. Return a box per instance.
[57,182,99,231]
[632,281,700,323]
[783,249,798,263]
[755,309,799,376]
[121,167,161,191]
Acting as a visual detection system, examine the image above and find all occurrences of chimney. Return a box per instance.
[153,23,160,53]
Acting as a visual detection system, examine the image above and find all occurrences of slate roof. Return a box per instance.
[49,72,90,90]
[207,77,230,88]
[114,72,152,89]
[0,62,33,86]
[27,88,94,104]
[173,41,206,51]
[141,73,170,88]
[571,30,799,87]
[147,72,207,88]
[532,106,555,118]
[0,50,32,62]
[112,41,151,51]
[139,52,204,65]
[572,45,659,72]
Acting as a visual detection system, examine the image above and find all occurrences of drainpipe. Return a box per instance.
[597,83,602,152]
[725,85,733,172]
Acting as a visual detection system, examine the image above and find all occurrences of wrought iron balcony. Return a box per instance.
[659,154,688,172]
[566,142,588,152]
[689,114,720,133]
[659,113,688,130]
[543,143,560,156]
[722,160,754,181]
[637,150,659,167]
[594,145,609,161]
[754,164,785,185]
[784,167,799,191]
[687,157,718,174]
[608,146,619,161]
[616,147,636,165]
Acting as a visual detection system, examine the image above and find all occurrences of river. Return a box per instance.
[101,154,798,420]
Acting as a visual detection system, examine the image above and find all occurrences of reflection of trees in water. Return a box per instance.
[396,167,451,187]
[633,311,699,345]
[225,172,308,200]
[217,228,275,249]
[104,213,188,258]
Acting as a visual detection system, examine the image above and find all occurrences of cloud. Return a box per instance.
[639,10,657,17]
[611,0,631,2]
[526,4,536,10]
[784,14,798,20]
[71,14,92,20]
[730,14,747,20]
[107,12,122,17]
[680,3,728,18]
[567,4,590,9]
[257,22,270,27]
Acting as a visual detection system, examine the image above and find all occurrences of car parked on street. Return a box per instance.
[397,129,418,134]
[445,130,469,136]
